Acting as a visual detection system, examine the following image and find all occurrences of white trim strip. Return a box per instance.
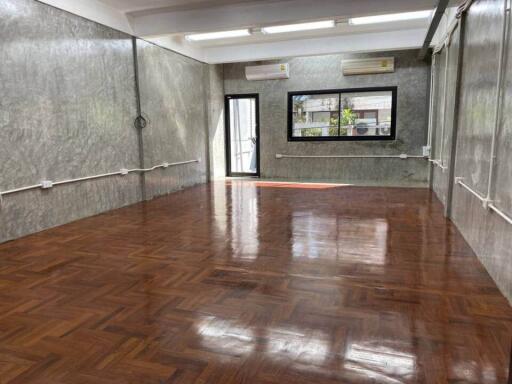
[434,18,460,52]
[427,54,437,150]
[485,1,510,203]
[456,0,475,18]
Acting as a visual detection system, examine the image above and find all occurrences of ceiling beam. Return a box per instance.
[130,0,440,36]
[202,28,427,64]
[418,0,450,59]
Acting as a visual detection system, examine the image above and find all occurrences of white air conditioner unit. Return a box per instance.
[342,57,394,76]
[245,63,290,81]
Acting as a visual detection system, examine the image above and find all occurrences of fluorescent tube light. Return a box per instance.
[186,29,251,41]
[261,20,335,34]
[349,10,433,25]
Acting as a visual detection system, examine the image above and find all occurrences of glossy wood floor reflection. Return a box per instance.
[0,180,511,384]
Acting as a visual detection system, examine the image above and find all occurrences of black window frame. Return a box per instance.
[287,86,397,142]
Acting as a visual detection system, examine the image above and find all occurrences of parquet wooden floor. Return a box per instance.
[0,180,511,384]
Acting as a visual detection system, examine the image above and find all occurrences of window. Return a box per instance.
[288,87,397,141]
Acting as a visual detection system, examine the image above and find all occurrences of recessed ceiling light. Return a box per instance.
[261,20,335,34]
[349,10,433,25]
[185,29,251,41]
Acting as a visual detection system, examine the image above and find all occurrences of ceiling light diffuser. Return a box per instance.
[349,10,433,25]
[261,20,335,34]
[185,29,251,41]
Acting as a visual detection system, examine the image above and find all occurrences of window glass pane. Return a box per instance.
[289,88,395,141]
[229,98,257,174]
[340,91,393,137]
[292,94,339,137]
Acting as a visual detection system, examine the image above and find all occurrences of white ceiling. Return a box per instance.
[38,0,459,63]
[101,0,275,14]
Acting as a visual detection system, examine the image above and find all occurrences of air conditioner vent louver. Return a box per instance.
[245,63,289,81]
[342,57,395,76]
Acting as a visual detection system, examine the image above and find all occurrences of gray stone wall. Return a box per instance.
[0,0,141,243]
[430,0,512,302]
[451,0,512,302]
[207,65,226,180]
[0,0,210,243]
[431,25,461,205]
[223,50,430,185]
[136,40,209,199]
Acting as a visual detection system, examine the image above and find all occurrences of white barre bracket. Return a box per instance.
[41,180,53,189]
[429,159,449,172]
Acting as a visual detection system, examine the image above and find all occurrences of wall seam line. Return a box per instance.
[132,37,147,201]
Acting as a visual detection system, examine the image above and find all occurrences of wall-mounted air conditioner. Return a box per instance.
[341,57,394,76]
[245,63,289,81]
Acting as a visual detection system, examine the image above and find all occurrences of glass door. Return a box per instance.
[225,94,260,176]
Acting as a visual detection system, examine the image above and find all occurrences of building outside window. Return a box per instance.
[288,87,397,141]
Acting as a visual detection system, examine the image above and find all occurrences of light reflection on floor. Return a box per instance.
[196,318,330,365]
[344,342,416,383]
[0,179,510,383]
[266,326,329,364]
[292,215,389,263]
[195,315,423,383]
[207,181,419,381]
[196,317,255,357]
[228,179,353,190]
[201,180,511,383]
[215,181,390,265]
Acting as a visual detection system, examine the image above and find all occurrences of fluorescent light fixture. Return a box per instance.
[261,20,335,34]
[349,10,433,25]
[185,29,251,41]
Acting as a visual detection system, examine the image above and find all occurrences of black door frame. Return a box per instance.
[225,94,260,177]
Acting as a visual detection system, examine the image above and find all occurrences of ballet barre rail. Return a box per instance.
[276,153,426,159]
[0,159,200,198]
[455,177,512,225]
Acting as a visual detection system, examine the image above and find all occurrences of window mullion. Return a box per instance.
[338,93,342,137]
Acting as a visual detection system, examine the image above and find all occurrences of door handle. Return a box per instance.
[251,137,257,145]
